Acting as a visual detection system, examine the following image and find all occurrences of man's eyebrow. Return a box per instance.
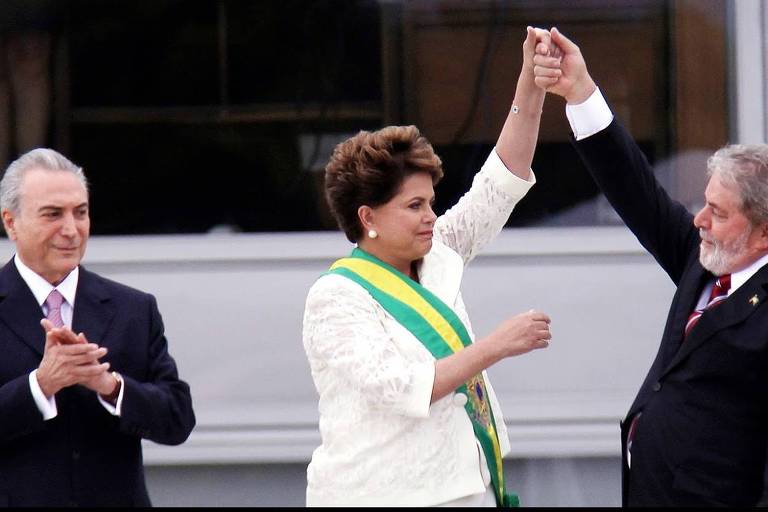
[37,202,89,212]
[37,205,62,212]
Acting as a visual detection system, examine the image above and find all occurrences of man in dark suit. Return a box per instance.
[532,29,768,506]
[0,148,195,506]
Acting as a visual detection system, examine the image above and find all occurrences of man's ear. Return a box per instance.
[2,209,17,241]
[748,221,768,254]
[756,222,768,251]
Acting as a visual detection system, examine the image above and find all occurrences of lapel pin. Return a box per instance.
[749,294,760,306]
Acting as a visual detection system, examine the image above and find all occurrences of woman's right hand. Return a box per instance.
[431,309,551,403]
[487,309,551,358]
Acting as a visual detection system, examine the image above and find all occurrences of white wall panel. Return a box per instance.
[0,227,673,465]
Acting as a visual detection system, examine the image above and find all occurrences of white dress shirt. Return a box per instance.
[565,87,614,141]
[17,256,124,419]
[694,253,768,309]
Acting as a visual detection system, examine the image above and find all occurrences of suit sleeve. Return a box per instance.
[572,119,700,284]
[0,373,46,441]
[117,295,195,445]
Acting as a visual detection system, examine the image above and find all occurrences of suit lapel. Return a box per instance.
[662,262,711,357]
[0,259,47,356]
[72,267,116,347]
[664,262,768,374]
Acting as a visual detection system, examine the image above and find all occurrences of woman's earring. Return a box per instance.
[368,229,378,239]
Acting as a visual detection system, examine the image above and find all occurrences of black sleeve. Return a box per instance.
[572,118,700,284]
[117,295,195,445]
[0,373,46,442]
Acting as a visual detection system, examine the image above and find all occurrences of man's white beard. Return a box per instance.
[699,228,751,275]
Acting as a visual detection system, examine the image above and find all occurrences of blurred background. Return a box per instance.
[0,0,765,506]
[1,0,745,234]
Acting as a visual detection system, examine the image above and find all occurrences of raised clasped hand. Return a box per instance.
[532,27,596,104]
[523,26,561,72]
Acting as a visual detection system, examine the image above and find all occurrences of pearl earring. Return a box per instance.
[368,229,378,239]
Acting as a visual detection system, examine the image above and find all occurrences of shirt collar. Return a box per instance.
[729,252,768,295]
[13,254,79,307]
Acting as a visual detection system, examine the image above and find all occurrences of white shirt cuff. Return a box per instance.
[97,373,124,416]
[29,370,57,420]
[565,87,614,140]
[485,148,536,202]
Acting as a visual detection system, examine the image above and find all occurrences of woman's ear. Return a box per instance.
[358,205,374,231]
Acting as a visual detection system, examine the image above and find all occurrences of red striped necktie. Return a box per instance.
[684,274,731,338]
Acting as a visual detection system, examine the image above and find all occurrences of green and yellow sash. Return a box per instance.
[328,247,519,507]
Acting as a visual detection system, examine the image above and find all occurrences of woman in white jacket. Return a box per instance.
[302,27,557,507]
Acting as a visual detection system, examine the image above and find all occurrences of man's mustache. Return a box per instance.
[699,230,715,244]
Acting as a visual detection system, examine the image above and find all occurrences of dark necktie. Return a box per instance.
[684,274,731,338]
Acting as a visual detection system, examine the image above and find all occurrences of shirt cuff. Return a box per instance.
[565,87,614,141]
[97,373,124,416]
[29,370,57,420]
[485,148,536,202]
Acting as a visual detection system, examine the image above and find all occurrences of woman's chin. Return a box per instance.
[416,239,433,256]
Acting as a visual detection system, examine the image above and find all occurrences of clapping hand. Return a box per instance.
[37,319,114,397]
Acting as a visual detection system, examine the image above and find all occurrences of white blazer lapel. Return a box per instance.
[418,240,464,307]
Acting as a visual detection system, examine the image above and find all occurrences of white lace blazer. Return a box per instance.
[302,149,535,507]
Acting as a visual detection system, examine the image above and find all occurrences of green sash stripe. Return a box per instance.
[331,267,454,358]
[330,257,465,353]
[349,248,474,345]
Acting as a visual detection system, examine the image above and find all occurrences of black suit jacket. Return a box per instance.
[0,260,195,507]
[572,119,768,506]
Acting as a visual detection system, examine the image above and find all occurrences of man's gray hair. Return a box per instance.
[707,144,768,226]
[0,148,88,215]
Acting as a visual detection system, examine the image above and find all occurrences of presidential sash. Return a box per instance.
[328,247,519,507]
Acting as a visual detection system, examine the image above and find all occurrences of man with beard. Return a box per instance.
[532,28,768,506]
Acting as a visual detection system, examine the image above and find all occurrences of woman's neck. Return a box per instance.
[358,242,418,280]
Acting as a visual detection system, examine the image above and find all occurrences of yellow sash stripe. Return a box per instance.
[331,258,465,353]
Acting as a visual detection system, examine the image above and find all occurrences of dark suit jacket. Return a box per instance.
[572,119,768,506]
[0,260,195,507]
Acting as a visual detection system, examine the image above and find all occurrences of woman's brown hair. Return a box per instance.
[324,125,443,242]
